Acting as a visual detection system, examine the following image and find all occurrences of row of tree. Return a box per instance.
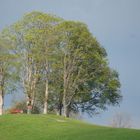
[0,11,122,117]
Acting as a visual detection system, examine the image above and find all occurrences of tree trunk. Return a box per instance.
[0,90,3,115]
[43,79,48,114]
[63,107,69,117]
[0,68,4,115]
[43,65,49,114]
[57,93,63,116]
[63,54,69,117]
[30,68,37,113]
[27,95,32,114]
[63,100,69,117]
[63,88,70,117]
[59,102,63,116]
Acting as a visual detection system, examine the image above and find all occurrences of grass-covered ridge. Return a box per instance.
[0,115,140,140]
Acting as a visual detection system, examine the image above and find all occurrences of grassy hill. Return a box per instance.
[0,115,140,140]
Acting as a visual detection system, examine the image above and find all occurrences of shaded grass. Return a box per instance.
[0,114,140,140]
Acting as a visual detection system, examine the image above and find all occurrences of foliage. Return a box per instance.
[1,11,122,117]
[13,100,41,114]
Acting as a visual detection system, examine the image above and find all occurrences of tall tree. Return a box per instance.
[56,21,121,117]
[0,38,19,115]
[0,39,6,115]
[3,11,62,114]
[1,11,121,117]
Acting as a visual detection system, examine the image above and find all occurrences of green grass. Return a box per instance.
[0,114,140,140]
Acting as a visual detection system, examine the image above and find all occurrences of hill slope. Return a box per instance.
[0,115,140,140]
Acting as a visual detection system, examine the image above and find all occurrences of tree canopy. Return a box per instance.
[0,11,122,117]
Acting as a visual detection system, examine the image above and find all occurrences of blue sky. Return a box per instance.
[0,0,140,128]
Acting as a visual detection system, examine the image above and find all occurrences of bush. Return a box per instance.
[8,100,41,114]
